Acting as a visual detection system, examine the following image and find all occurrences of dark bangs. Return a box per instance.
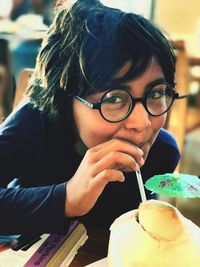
[81,12,176,97]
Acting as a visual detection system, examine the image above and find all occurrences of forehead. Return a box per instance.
[87,58,164,99]
[115,58,163,79]
[115,60,133,78]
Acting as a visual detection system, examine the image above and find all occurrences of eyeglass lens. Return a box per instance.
[100,84,174,122]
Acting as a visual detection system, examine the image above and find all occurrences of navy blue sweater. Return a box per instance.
[0,101,180,234]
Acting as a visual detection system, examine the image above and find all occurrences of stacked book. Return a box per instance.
[0,220,88,267]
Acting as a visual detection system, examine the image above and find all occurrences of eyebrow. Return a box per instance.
[90,77,168,101]
[111,77,167,93]
[146,78,167,90]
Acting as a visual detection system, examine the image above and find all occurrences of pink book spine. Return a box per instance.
[23,220,79,267]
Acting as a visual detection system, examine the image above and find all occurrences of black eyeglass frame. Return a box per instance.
[74,82,186,123]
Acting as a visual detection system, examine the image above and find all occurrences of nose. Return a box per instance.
[124,102,151,131]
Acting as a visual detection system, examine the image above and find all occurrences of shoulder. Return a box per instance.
[147,128,180,173]
[0,100,45,140]
[156,128,179,152]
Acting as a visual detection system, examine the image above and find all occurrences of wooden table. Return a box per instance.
[69,226,110,267]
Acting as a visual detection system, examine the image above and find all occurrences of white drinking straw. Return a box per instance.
[136,169,147,202]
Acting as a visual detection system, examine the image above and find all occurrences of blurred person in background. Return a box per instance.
[10,0,31,21]
[32,0,55,26]
[10,0,56,80]
[10,0,55,25]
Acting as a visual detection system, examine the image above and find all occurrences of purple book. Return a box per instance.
[23,220,79,267]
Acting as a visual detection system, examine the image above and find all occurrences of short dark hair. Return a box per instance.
[27,0,176,120]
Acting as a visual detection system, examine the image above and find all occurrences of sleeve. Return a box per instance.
[156,128,181,173]
[144,128,181,179]
[0,183,70,234]
[0,102,70,234]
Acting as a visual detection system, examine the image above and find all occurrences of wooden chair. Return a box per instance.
[0,38,15,123]
[166,40,189,171]
[185,56,200,132]
[13,68,34,109]
[0,65,6,123]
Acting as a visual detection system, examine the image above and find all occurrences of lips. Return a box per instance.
[123,138,150,149]
[137,142,147,149]
[114,135,151,150]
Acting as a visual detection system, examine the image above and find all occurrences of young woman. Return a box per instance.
[0,0,182,234]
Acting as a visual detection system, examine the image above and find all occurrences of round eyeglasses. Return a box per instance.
[74,82,186,123]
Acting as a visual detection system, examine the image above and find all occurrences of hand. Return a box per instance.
[65,138,144,217]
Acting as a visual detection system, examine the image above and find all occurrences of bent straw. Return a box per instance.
[136,169,147,202]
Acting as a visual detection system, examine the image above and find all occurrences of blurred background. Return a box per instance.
[0,0,200,178]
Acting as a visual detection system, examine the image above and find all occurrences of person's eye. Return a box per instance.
[102,95,124,104]
[148,89,165,99]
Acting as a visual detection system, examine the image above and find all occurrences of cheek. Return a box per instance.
[150,114,167,142]
[73,102,121,148]
[80,126,113,148]
[151,113,166,130]
[143,114,167,160]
